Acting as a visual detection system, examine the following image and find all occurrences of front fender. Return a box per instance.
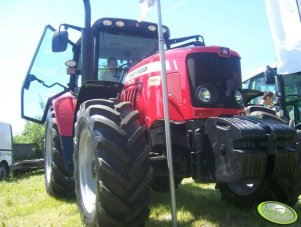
[74,80,123,119]
[52,92,77,136]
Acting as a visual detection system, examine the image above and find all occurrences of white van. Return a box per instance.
[0,122,13,180]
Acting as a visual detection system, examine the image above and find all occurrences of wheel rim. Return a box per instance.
[227,180,261,195]
[45,125,52,185]
[78,129,96,215]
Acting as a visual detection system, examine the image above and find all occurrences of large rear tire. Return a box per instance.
[44,109,74,198]
[74,99,152,226]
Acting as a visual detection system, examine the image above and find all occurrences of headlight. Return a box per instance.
[195,84,219,104]
[196,87,211,103]
[234,90,244,106]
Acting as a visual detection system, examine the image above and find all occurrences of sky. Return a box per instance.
[0,0,276,135]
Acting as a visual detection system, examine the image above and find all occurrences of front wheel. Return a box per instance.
[216,180,269,206]
[0,162,9,181]
[74,99,152,226]
[44,109,74,198]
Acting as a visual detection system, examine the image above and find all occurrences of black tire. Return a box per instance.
[152,176,182,192]
[44,109,74,198]
[74,99,152,226]
[216,180,270,206]
[0,162,9,181]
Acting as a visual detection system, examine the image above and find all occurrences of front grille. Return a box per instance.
[187,53,242,109]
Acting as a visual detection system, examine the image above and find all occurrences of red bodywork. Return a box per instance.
[52,92,77,136]
[121,46,243,127]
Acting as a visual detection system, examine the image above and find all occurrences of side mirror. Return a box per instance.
[265,65,276,84]
[52,30,68,52]
[24,74,37,90]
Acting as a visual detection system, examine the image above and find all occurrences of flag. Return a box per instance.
[265,0,301,74]
[138,0,156,22]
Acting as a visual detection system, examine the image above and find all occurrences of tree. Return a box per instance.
[13,121,45,152]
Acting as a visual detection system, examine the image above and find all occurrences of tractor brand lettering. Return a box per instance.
[125,60,170,82]
[137,66,148,74]
[257,201,298,224]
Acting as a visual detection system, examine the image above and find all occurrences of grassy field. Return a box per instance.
[1,171,301,227]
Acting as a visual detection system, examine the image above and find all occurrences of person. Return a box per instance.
[100,57,121,82]
[262,91,275,109]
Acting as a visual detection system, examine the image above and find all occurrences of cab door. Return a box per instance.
[21,25,74,124]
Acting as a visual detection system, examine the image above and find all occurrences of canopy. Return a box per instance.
[265,0,301,74]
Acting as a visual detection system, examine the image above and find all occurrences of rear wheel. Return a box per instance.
[44,109,74,198]
[74,99,152,226]
[0,162,9,181]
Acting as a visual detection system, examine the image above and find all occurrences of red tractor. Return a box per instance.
[21,0,301,226]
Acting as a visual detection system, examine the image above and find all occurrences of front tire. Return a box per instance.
[74,99,152,226]
[0,162,9,181]
[44,109,74,198]
[216,180,269,206]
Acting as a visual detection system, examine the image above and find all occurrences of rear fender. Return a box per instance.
[52,92,77,136]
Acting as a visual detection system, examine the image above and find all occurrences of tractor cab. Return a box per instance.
[21,18,170,124]
[21,17,205,125]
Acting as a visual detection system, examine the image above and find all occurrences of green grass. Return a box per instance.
[0,170,80,226]
[1,172,301,226]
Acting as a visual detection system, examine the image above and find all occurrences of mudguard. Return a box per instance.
[205,116,297,182]
[52,92,77,136]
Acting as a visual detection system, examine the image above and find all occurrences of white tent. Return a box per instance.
[265,0,301,74]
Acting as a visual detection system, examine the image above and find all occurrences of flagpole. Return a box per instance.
[156,0,177,226]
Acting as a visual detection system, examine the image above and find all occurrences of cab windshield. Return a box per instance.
[96,31,159,82]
